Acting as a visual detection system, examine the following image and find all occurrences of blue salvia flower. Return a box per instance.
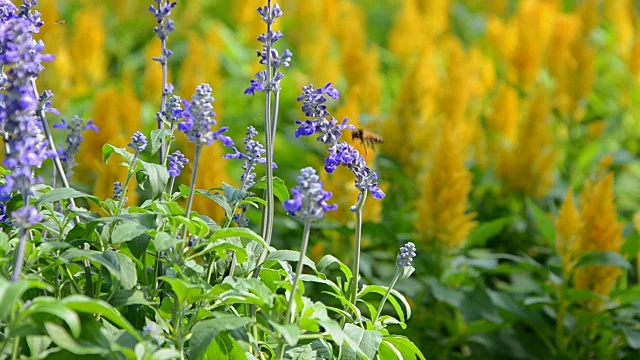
[12,205,41,229]
[128,131,148,153]
[294,84,385,200]
[244,2,292,96]
[0,1,16,20]
[283,167,337,221]
[167,150,188,177]
[53,116,98,176]
[177,83,233,147]
[223,126,274,190]
[0,10,55,226]
[396,242,417,269]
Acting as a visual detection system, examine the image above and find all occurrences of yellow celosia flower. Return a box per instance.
[604,0,634,60]
[496,91,557,198]
[509,0,557,91]
[574,174,624,298]
[76,82,141,200]
[487,84,519,145]
[142,39,166,102]
[416,125,477,251]
[384,44,440,176]
[69,5,107,97]
[388,0,427,65]
[555,189,581,271]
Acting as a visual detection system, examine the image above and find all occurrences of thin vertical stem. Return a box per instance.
[284,218,312,324]
[11,227,27,282]
[278,218,312,360]
[253,0,275,279]
[158,38,169,162]
[117,153,139,212]
[372,271,401,324]
[185,145,202,219]
[348,190,367,312]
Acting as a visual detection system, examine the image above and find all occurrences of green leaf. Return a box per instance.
[242,196,267,207]
[286,340,333,359]
[383,336,426,360]
[109,290,152,307]
[23,300,82,338]
[195,190,234,220]
[465,217,511,248]
[268,250,317,272]
[358,285,411,323]
[210,227,265,246]
[189,314,252,360]
[222,182,247,206]
[45,323,107,355]
[377,341,403,360]
[459,285,502,324]
[126,234,151,259]
[205,332,247,360]
[112,221,150,244]
[137,160,170,198]
[102,144,134,164]
[150,129,172,155]
[623,327,640,349]
[526,198,555,243]
[155,232,182,252]
[160,277,203,304]
[36,188,99,206]
[252,176,290,202]
[60,249,121,281]
[341,323,382,360]
[317,254,352,280]
[575,251,632,270]
[60,295,142,340]
[0,278,53,320]
[115,252,137,290]
[269,322,300,346]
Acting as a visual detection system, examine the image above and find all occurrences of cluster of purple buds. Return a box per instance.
[176,84,233,147]
[0,3,55,227]
[244,2,292,96]
[112,181,126,203]
[224,126,274,190]
[128,131,148,153]
[53,116,98,176]
[167,150,188,177]
[283,167,337,221]
[396,242,417,269]
[148,0,176,42]
[294,83,385,200]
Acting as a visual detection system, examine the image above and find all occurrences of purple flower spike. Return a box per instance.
[224,126,275,190]
[167,150,188,177]
[284,167,337,221]
[128,131,148,153]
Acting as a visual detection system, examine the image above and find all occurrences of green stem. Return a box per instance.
[372,270,401,324]
[117,152,139,213]
[11,227,28,283]
[185,145,202,220]
[278,219,312,359]
[10,335,19,360]
[253,0,276,279]
[285,218,312,324]
[348,190,368,313]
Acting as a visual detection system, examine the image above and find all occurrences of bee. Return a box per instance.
[55,19,67,25]
[351,128,384,155]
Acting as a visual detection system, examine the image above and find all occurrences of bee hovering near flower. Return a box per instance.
[351,128,383,156]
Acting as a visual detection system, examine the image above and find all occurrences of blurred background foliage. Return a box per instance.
[29,0,640,357]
